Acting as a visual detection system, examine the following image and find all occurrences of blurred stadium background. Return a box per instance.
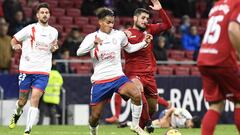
[0,0,239,134]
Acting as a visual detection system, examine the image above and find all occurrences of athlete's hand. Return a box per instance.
[94,35,103,46]
[149,0,162,10]
[144,34,153,44]
[123,30,132,38]
[50,40,59,52]
[12,44,22,50]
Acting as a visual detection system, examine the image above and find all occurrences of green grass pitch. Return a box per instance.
[0,124,238,135]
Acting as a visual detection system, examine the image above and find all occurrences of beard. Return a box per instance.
[39,17,48,25]
[135,23,146,31]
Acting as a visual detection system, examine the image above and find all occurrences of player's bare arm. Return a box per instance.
[149,0,162,10]
[11,38,22,50]
[228,21,240,56]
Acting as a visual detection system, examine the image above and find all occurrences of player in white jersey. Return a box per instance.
[152,108,201,128]
[8,3,58,135]
[77,7,152,135]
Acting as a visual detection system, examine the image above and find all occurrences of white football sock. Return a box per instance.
[25,107,39,132]
[131,101,142,128]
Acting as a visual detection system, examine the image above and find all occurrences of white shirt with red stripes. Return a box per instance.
[77,29,146,83]
[14,23,58,74]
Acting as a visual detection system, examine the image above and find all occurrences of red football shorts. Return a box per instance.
[127,73,158,99]
[198,66,240,102]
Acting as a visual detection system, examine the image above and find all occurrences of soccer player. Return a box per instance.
[76,7,152,135]
[123,0,172,132]
[197,0,240,135]
[8,3,58,135]
[152,107,201,128]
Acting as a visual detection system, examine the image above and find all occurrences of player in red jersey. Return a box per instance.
[197,0,240,135]
[123,0,172,132]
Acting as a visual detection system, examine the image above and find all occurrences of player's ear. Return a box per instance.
[36,12,39,19]
[133,16,137,22]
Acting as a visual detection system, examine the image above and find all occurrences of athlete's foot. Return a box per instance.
[23,131,30,135]
[9,110,23,129]
[131,125,150,135]
[145,125,154,133]
[89,125,98,135]
[105,116,119,123]
[145,120,154,133]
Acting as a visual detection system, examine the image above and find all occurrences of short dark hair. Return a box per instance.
[36,3,49,12]
[134,8,150,16]
[95,7,114,20]
[192,116,201,128]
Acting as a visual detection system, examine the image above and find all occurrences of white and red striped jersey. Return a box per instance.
[14,23,58,74]
[77,29,146,83]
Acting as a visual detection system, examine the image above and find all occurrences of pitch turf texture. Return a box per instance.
[0,125,238,135]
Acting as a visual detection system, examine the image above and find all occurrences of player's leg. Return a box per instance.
[24,88,44,134]
[209,66,240,135]
[105,93,122,123]
[89,80,117,135]
[199,66,225,135]
[157,96,171,108]
[234,101,240,133]
[89,101,107,135]
[118,81,149,135]
[9,73,30,129]
[9,91,29,129]
[201,101,224,135]
[131,78,151,130]
[24,74,48,135]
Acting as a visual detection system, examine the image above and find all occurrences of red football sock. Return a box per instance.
[201,110,220,135]
[114,94,122,118]
[234,108,240,132]
[139,92,151,129]
[157,96,169,108]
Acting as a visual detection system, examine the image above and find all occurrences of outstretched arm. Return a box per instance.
[148,0,172,34]
[149,0,162,10]
[124,34,153,53]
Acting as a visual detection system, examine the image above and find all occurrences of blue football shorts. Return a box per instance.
[90,76,130,105]
[18,73,49,92]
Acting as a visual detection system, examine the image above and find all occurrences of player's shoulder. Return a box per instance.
[24,23,35,29]
[48,25,58,34]
[111,29,126,37]
[84,31,98,40]
[112,29,124,34]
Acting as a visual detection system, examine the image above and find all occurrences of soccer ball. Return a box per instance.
[165,129,182,135]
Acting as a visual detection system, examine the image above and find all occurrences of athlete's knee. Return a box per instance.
[131,90,141,103]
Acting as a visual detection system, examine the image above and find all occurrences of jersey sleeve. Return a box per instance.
[53,28,58,41]
[119,31,129,48]
[76,33,95,56]
[148,9,172,34]
[13,24,31,42]
[230,3,240,24]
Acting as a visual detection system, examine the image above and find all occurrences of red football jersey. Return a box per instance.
[197,0,240,67]
[124,9,172,74]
